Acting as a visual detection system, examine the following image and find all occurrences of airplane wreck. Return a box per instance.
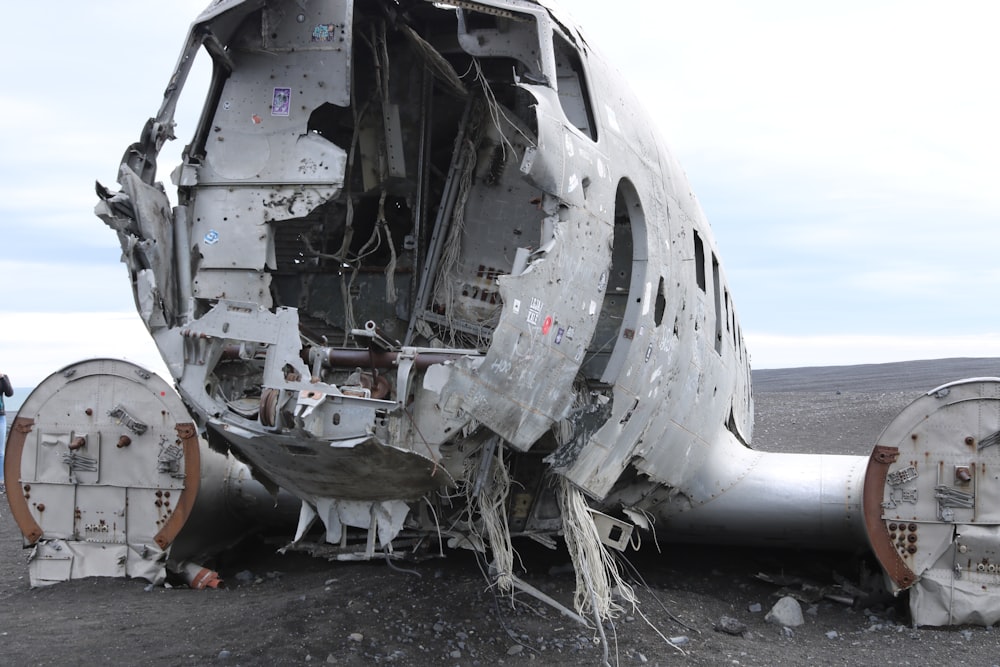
[6,0,1000,628]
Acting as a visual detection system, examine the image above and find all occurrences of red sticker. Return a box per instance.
[542,315,552,334]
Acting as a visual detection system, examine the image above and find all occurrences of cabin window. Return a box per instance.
[712,254,722,355]
[654,276,666,327]
[693,231,706,292]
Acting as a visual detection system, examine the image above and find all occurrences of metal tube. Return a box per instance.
[313,347,473,370]
[657,449,870,549]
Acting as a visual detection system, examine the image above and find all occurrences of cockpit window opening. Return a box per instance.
[552,30,598,141]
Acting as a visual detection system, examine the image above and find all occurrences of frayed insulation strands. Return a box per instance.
[464,437,516,594]
[558,478,637,624]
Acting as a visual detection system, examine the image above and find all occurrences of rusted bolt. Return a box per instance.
[155,490,162,497]
[69,436,86,451]
[966,436,976,446]
[907,545,917,554]
[956,466,972,482]
[117,435,132,448]
[911,434,918,441]
[889,533,897,540]
[908,523,918,532]
[23,484,30,492]
[164,491,171,498]
[888,522,898,531]
[155,500,162,507]
[85,408,93,416]
[37,504,45,512]
[908,534,918,543]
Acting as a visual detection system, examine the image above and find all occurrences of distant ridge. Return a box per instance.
[752,357,1000,393]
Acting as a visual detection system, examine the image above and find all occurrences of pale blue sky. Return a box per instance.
[1,0,998,385]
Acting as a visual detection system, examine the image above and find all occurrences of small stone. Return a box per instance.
[637,652,648,663]
[143,584,154,593]
[235,570,254,585]
[507,645,524,656]
[348,633,364,642]
[766,596,805,628]
[324,578,337,585]
[747,602,762,613]
[715,616,747,636]
[433,622,445,633]
[962,629,974,640]
[449,650,462,659]
[217,650,231,660]
[782,626,795,638]
[669,635,689,646]
[825,631,839,639]
[326,654,336,663]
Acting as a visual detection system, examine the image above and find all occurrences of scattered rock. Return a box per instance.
[449,650,462,659]
[715,616,747,636]
[669,635,690,646]
[507,645,524,656]
[826,631,839,639]
[348,633,364,643]
[747,602,762,613]
[766,596,805,628]
[326,655,336,664]
[234,570,255,585]
[217,649,231,660]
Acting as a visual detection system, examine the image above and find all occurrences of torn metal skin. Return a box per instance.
[7,0,999,628]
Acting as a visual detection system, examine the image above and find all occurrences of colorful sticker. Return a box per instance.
[555,328,565,345]
[512,298,521,314]
[204,229,220,245]
[272,87,291,116]
[312,24,339,42]
[542,316,553,335]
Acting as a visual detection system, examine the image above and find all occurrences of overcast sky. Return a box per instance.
[1,0,998,386]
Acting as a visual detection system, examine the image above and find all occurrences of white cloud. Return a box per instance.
[0,312,169,386]
[747,332,1000,369]
[0,260,135,311]
[0,0,996,376]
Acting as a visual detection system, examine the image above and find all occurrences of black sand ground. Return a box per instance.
[2,358,999,666]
